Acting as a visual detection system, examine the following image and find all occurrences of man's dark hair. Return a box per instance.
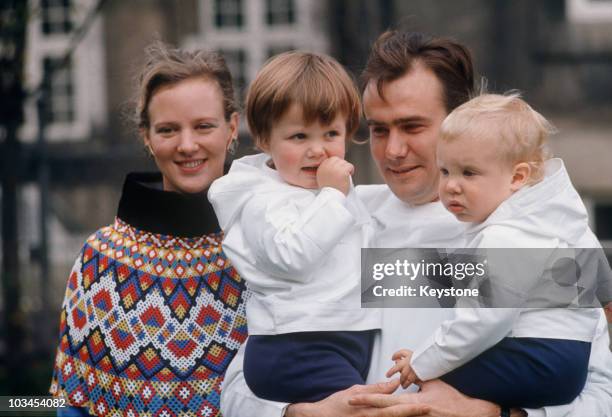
[361,30,475,113]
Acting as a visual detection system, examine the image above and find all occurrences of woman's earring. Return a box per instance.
[145,144,155,158]
[227,137,238,155]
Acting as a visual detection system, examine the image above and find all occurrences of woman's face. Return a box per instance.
[144,77,238,194]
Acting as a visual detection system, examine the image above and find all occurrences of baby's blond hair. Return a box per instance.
[440,93,555,184]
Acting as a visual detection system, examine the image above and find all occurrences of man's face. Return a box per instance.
[363,64,448,205]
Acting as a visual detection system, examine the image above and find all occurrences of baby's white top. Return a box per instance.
[411,158,602,380]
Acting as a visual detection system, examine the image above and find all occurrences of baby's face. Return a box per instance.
[263,103,347,189]
[437,136,515,223]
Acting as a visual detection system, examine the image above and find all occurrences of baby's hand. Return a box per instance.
[604,302,612,324]
[316,156,354,195]
[386,349,419,389]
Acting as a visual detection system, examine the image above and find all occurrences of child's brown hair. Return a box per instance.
[246,51,361,148]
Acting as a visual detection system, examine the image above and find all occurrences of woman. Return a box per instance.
[50,42,249,417]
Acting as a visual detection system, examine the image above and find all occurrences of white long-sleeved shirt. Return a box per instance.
[208,153,380,335]
[220,181,612,417]
[411,159,602,381]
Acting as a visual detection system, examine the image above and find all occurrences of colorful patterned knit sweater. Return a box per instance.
[50,173,249,417]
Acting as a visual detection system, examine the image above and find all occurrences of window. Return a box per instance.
[43,57,75,123]
[567,0,612,22]
[214,0,244,28]
[266,0,295,25]
[219,49,247,93]
[267,45,294,59]
[41,0,72,35]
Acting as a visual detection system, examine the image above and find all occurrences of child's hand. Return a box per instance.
[386,349,420,389]
[316,156,354,195]
[604,302,612,324]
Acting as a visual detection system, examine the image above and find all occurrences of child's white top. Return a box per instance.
[411,158,602,380]
[208,153,381,335]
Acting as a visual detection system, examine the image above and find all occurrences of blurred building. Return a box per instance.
[2,0,611,376]
[21,0,107,143]
[183,0,328,93]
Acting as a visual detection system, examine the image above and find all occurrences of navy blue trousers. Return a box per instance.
[244,330,377,403]
[441,337,591,408]
[57,406,94,417]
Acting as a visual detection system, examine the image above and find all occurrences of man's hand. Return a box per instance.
[316,156,354,195]
[386,349,419,389]
[349,379,503,417]
[284,379,430,417]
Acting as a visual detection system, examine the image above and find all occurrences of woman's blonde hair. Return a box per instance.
[440,92,555,184]
[135,41,238,131]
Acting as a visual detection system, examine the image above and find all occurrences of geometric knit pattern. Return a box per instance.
[50,218,249,417]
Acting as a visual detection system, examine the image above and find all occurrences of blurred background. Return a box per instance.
[1,0,611,397]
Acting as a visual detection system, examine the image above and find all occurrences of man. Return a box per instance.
[220,31,612,417]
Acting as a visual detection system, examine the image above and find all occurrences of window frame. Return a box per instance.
[41,0,72,35]
[567,0,612,23]
[42,56,76,124]
[213,0,244,28]
[265,0,295,26]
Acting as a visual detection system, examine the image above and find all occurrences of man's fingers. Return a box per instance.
[354,379,401,395]
[349,393,429,415]
[349,405,430,417]
[349,393,399,408]
[376,404,431,417]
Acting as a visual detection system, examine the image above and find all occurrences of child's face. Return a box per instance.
[262,103,347,189]
[437,136,516,223]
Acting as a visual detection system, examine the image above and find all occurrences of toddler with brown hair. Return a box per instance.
[209,51,380,403]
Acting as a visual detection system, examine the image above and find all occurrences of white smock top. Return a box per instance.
[209,153,381,335]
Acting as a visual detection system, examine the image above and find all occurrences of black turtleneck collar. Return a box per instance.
[117,172,221,238]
